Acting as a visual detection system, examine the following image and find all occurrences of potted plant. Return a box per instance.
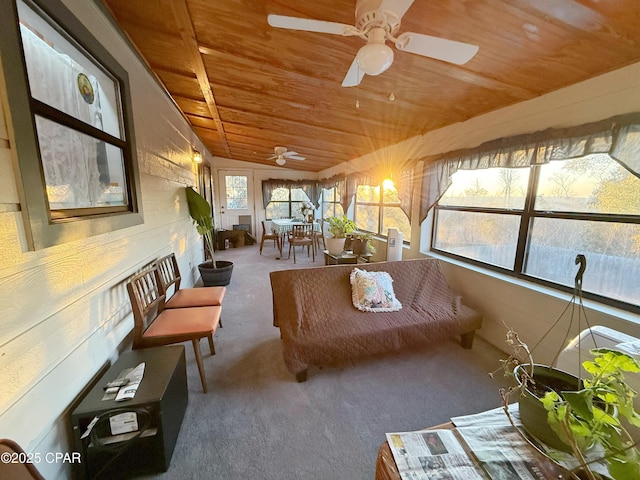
[350,231,374,255]
[325,215,355,255]
[185,186,233,286]
[497,328,640,480]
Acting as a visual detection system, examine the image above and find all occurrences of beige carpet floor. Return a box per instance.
[140,242,509,480]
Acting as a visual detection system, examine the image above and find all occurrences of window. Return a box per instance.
[355,181,410,240]
[0,0,142,249]
[265,187,312,220]
[432,154,640,311]
[224,176,248,209]
[321,187,344,218]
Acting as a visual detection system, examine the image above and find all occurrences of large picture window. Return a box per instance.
[0,0,142,249]
[432,153,640,311]
[265,187,312,220]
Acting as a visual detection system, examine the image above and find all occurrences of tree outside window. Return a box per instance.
[266,187,312,219]
[355,181,410,240]
[321,187,344,219]
[432,154,640,311]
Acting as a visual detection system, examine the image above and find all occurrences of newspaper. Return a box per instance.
[385,429,486,479]
[452,404,609,478]
[386,405,566,480]
[451,404,518,428]
[457,425,567,480]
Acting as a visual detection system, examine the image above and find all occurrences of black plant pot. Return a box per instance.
[514,364,581,452]
[198,260,234,286]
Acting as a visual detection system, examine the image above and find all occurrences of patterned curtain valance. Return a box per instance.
[318,175,352,213]
[261,179,319,209]
[419,112,640,223]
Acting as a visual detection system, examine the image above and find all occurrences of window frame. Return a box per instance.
[265,186,311,220]
[0,0,142,250]
[354,183,410,242]
[321,186,343,219]
[431,162,640,313]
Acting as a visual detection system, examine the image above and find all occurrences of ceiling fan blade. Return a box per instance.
[341,58,364,87]
[284,151,299,157]
[288,156,306,161]
[379,0,414,21]
[267,14,356,36]
[395,32,478,65]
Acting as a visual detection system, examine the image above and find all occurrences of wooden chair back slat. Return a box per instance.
[290,223,313,239]
[154,253,182,295]
[126,267,166,347]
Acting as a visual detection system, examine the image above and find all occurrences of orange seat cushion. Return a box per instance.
[143,306,221,339]
[165,286,226,308]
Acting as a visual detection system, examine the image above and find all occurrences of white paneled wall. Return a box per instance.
[0,1,207,478]
[0,0,639,478]
[407,62,640,361]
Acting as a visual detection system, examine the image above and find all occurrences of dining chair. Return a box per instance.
[126,266,221,393]
[287,223,315,263]
[0,439,45,480]
[259,220,279,255]
[154,253,226,326]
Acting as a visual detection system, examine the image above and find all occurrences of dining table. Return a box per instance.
[270,219,320,259]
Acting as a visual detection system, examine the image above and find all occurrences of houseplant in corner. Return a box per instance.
[493,255,640,479]
[185,186,233,286]
[500,329,640,480]
[325,215,355,255]
[350,230,374,255]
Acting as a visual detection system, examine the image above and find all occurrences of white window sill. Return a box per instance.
[424,250,640,326]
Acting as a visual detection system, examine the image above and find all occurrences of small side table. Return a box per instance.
[71,346,187,480]
[323,250,372,265]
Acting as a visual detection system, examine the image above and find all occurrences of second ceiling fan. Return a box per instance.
[269,146,305,166]
[268,0,478,87]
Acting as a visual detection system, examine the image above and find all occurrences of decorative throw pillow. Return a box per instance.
[350,268,402,312]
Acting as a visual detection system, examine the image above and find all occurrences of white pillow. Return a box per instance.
[350,268,402,312]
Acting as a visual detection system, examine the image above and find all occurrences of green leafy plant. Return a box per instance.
[353,230,373,242]
[494,328,640,480]
[185,186,216,265]
[327,215,355,238]
[541,348,640,480]
[353,230,376,254]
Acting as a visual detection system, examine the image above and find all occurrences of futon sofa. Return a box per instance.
[270,258,482,381]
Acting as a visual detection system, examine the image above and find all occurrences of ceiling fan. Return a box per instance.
[269,146,306,166]
[268,0,478,87]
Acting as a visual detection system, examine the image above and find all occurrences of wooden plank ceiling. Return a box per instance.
[101,0,640,172]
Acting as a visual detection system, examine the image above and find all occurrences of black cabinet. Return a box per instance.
[71,346,187,479]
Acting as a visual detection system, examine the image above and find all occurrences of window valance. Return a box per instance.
[419,112,640,223]
[261,179,319,209]
[318,175,353,214]
[262,165,415,217]
[349,168,413,218]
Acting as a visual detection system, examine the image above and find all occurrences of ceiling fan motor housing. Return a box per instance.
[356,0,402,35]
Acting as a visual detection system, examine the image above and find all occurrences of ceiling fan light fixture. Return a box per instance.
[356,42,394,76]
[276,157,287,166]
[356,27,393,76]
